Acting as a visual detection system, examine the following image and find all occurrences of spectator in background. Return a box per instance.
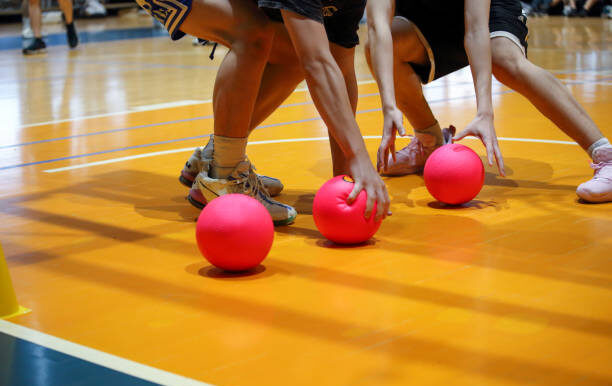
[579,0,604,16]
[23,0,79,54]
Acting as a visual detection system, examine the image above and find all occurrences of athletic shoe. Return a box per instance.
[179,137,284,196]
[576,147,612,203]
[81,0,107,17]
[188,160,297,225]
[381,126,455,176]
[65,22,78,49]
[22,38,46,55]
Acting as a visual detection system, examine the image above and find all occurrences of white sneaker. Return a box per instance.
[179,137,284,196]
[188,160,297,225]
[82,0,107,17]
[576,147,612,203]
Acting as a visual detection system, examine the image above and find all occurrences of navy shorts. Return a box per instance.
[259,0,366,48]
[135,0,192,40]
[395,0,529,83]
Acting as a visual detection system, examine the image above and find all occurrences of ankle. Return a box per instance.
[211,135,247,178]
[588,138,611,159]
[414,121,443,147]
[210,165,235,179]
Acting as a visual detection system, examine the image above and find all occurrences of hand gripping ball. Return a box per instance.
[423,143,485,205]
[196,194,274,271]
[313,175,382,244]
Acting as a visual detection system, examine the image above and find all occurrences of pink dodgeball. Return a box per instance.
[424,143,485,205]
[196,194,274,271]
[313,175,382,244]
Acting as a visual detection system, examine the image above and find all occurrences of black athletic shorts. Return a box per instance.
[395,0,529,84]
[258,0,366,48]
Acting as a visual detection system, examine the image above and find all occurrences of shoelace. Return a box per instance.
[591,161,612,182]
[232,167,270,198]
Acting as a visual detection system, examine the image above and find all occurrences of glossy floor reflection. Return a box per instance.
[0,11,611,386]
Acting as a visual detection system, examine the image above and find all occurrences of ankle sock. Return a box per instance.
[588,138,612,158]
[211,135,247,179]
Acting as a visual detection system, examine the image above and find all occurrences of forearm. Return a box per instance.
[465,29,493,116]
[367,10,396,111]
[464,0,493,117]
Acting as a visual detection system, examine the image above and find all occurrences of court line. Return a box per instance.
[3,78,605,170]
[12,66,610,131]
[43,135,578,173]
[3,88,582,172]
[11,80,376,130]
[0,320,213,386]
[2,91,517,171]
[0,86,502,151]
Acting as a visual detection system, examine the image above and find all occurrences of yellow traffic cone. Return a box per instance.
[0,243,29,319]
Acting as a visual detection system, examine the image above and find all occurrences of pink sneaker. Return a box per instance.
[576,147,612,203]
[382,126,455,176]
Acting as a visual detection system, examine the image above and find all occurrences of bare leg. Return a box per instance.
[57,0,73,23]
[367,17,436,130]
[365,17,448,176]
[28,0,41,38]
[491,37,604,152]
[328,44,358,176]
[249,24,303,130]
[180,0,274,139]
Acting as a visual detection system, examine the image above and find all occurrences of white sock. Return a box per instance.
[211,135,247,179]
[588,138,611,158]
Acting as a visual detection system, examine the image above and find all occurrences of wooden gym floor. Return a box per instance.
[0,11,611,386]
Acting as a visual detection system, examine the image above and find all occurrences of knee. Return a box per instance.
[232,19,274,53]
[492,48,527,85]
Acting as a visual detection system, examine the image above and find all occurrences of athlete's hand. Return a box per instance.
[453,114,505,176]
[377,106,406,173]
[347,153,391,222]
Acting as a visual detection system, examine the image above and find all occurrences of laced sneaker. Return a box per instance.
[382,126,455,176]
[179,137,284,196]
[22,38,46,55]
[188,160,297,225]
[576,147,612,203]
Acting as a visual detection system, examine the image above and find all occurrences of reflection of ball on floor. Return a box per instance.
[424,144,485,205]
[196,194,274,271]
[313,175,382,244]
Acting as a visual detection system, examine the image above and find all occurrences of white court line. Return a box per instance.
[17,80,379,129]
[17,100,213,129]
[43,135,577,173]
[131,100,205,111]
[0,320,213,386]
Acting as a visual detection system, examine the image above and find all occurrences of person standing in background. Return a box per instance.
[23,0,79,54]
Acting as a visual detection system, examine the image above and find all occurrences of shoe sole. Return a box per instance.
[576,192,612,203]
[23,49,47,55]
[179,173,194,188]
